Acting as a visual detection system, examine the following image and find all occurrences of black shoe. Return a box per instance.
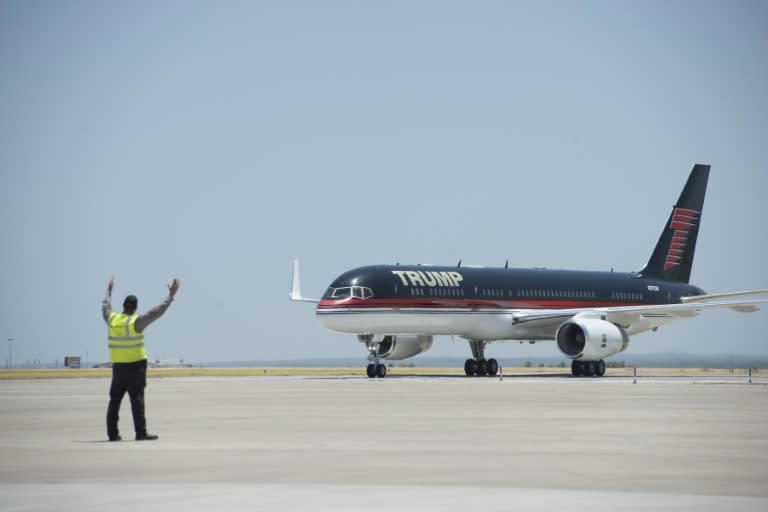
[109,435,122,442]
[135,433,159,441]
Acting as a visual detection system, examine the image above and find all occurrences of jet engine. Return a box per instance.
[377,335,433,360]
[555,316,629,360]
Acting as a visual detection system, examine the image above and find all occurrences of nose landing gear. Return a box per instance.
[360,335,388,378]
[366,362,387,378]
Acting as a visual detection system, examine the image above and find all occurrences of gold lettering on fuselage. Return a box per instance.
[406,271,424,286]
[391,270,464,287]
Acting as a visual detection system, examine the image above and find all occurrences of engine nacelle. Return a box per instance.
[555,317,629,361]
[377,335,433,360]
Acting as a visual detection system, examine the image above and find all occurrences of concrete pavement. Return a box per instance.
[1,376,767,510]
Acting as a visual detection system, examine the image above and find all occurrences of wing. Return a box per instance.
[680,289,768,304]
[511,292,768,338]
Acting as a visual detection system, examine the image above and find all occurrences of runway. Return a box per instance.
[1,375,767,511]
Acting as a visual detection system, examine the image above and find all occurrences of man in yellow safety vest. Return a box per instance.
[102,276,180,441]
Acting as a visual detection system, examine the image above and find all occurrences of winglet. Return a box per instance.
[290,259,320,303]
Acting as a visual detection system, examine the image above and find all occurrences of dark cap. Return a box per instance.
[123,295,138,308]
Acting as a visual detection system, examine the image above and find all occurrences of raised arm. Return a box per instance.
[102,277,114,323]
[168,278,180,298]
[134,278,181,333]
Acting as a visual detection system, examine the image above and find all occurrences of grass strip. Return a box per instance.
[0,367,763,380]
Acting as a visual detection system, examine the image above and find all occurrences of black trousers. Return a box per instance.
[106,359,148,438]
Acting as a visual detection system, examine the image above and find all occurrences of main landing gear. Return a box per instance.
[464,340,499,377]
[571,359,606,377]
[464,358,499,377]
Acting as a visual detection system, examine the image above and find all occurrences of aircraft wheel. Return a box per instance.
[366,364,376,378]
[596,360,606,377]
[571,360,583,377]
[375,364,387,378]
[464,359,478,376]
[477,359,489,376]
[487,358,499,376]
[582,361,595,377]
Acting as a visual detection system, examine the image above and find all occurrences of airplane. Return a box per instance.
[291,164,768,378]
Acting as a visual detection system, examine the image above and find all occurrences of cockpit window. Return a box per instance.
[332,288,351,299]
[323,286,374,300]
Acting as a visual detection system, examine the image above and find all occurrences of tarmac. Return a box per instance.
[1,374,767,511]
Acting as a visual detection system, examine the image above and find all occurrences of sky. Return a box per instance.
[1,0,767,366]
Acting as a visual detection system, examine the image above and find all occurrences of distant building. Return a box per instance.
[64,356,81,368]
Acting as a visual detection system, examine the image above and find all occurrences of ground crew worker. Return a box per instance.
[102,277,181,441]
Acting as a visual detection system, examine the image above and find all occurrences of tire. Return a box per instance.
[571,360,583,377]
[487,358,499,376]
[375,364,387,378]
[596,360,606,377]
[366,363,376,378]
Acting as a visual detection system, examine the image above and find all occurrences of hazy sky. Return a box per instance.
[1,1,766,366]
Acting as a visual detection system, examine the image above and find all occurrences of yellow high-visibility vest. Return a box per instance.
[108,312,147,363]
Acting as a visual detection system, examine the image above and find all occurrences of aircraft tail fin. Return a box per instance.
[638,164,710,283]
